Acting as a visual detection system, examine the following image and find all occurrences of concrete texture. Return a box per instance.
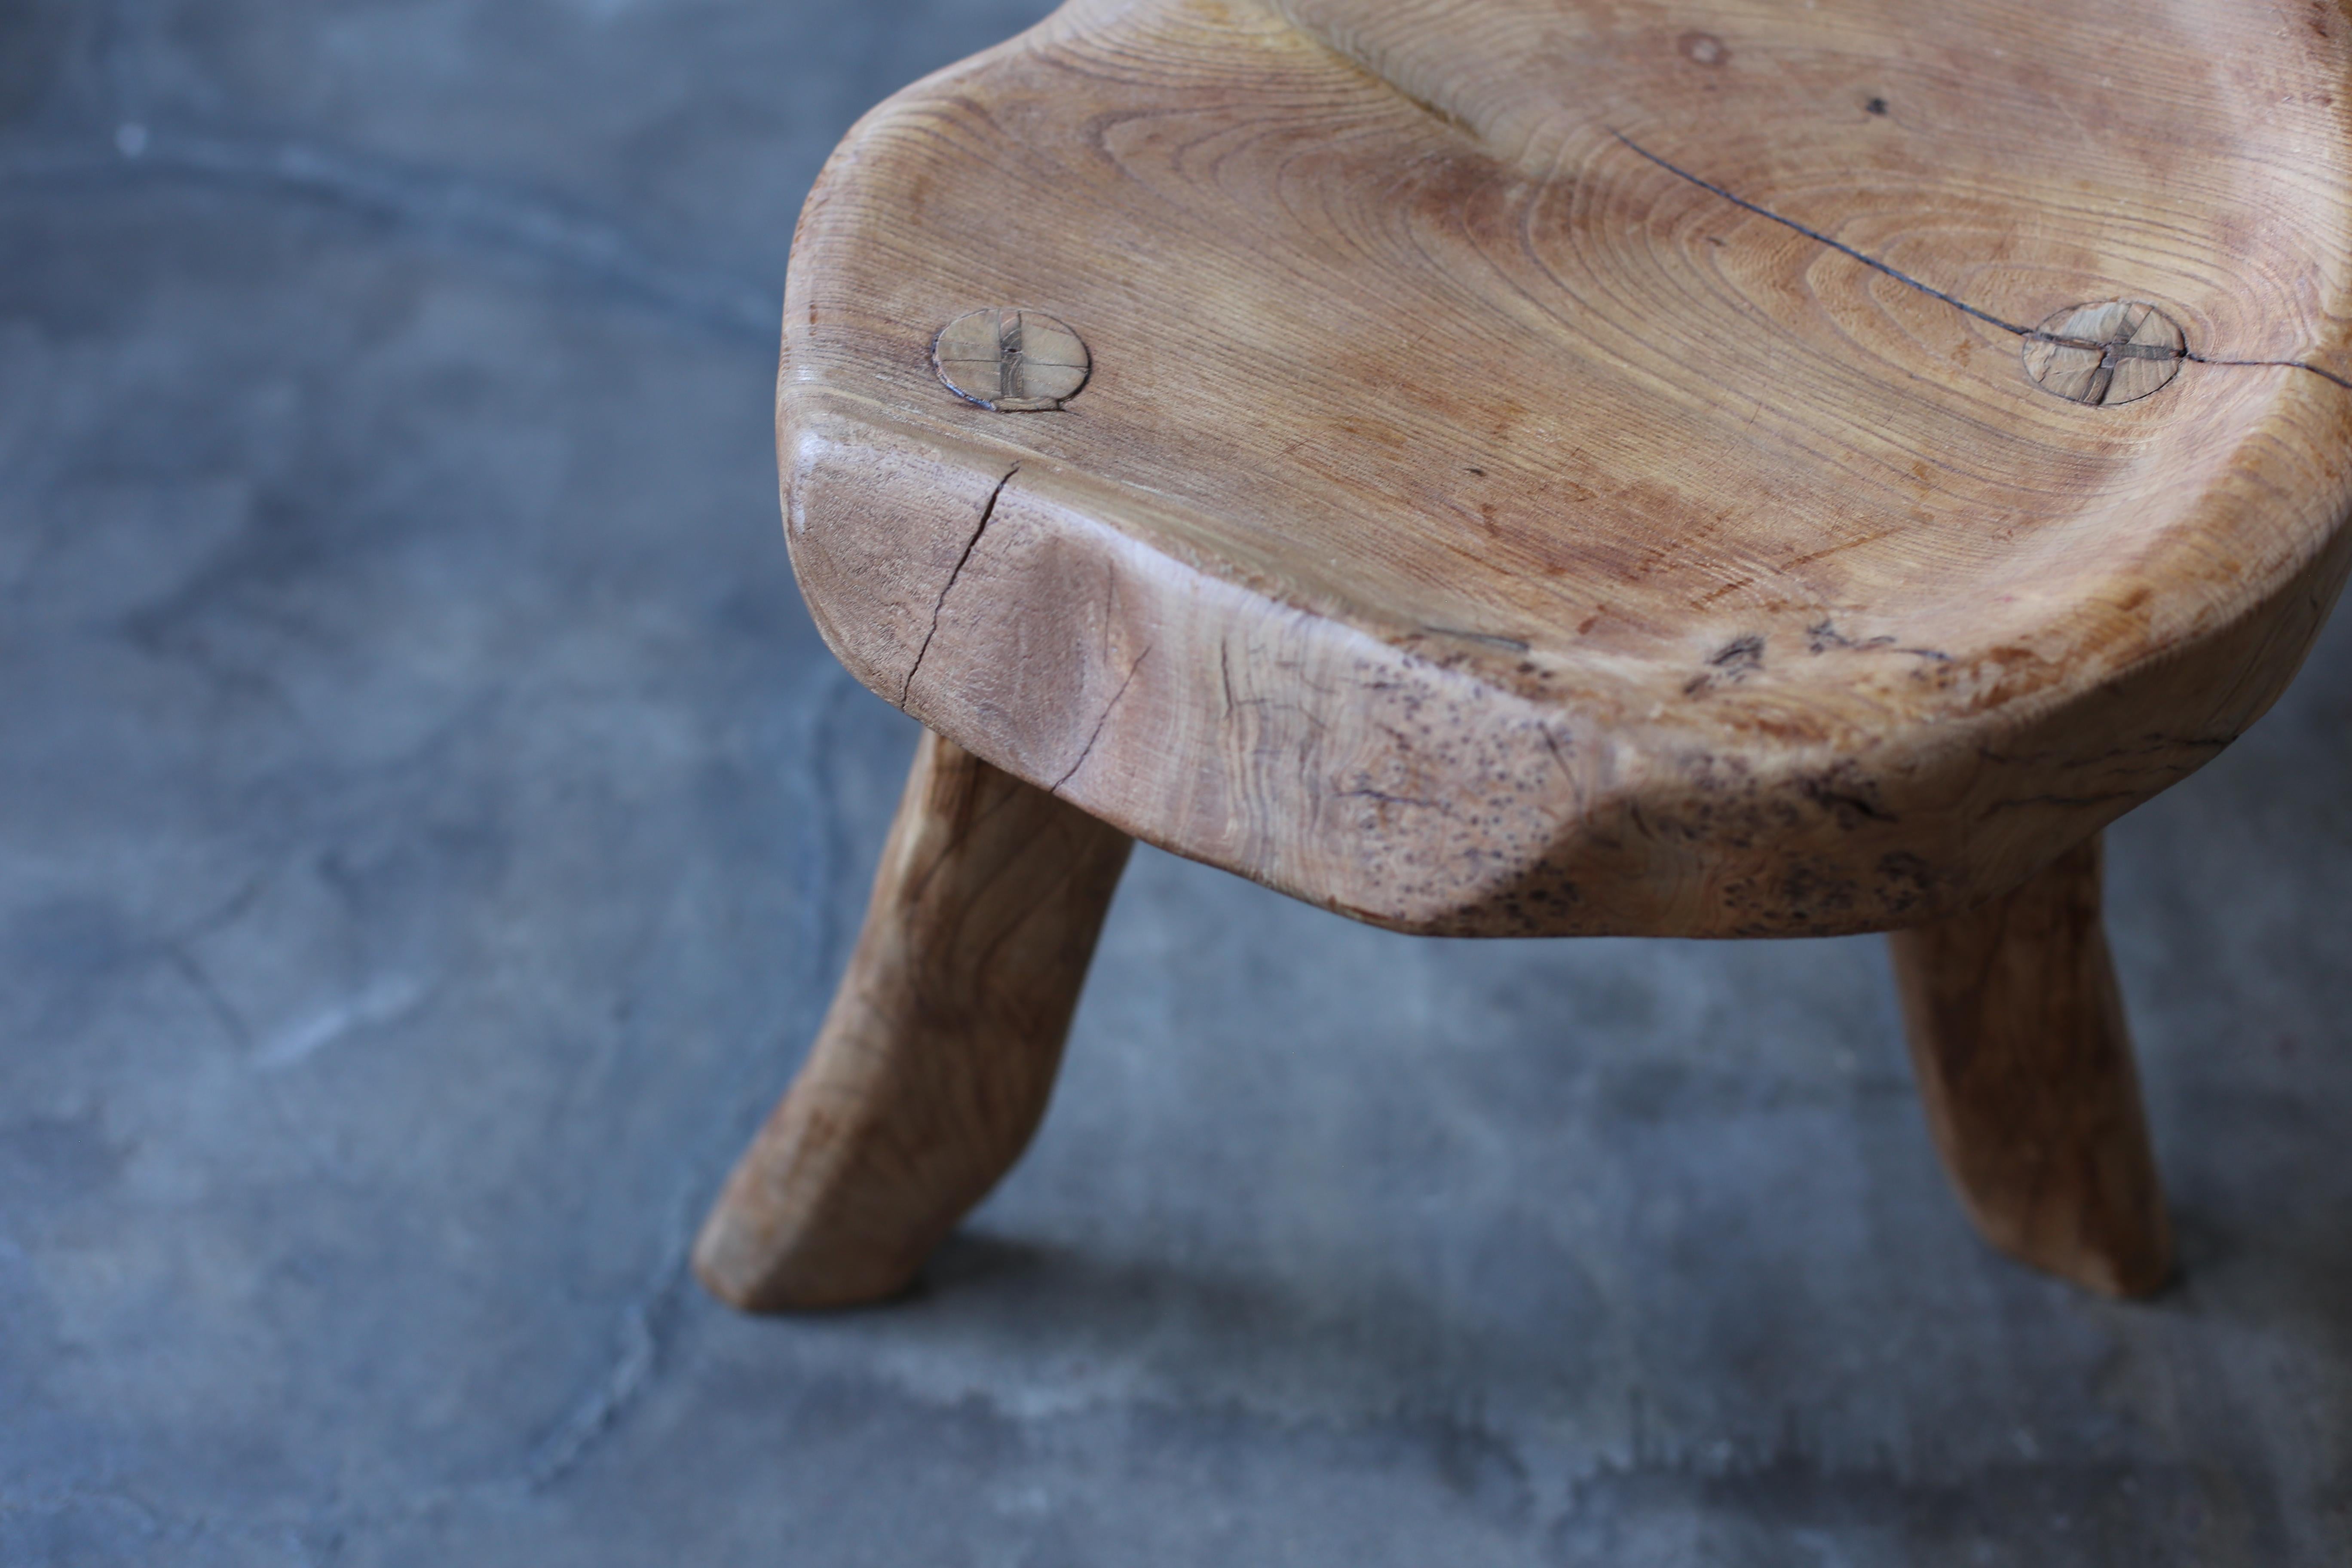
[2,2,2349,1562]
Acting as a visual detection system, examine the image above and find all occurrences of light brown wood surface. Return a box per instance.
[779,0,2352,937]
[1888,835,2171,1297]
[693,729,1131,1310]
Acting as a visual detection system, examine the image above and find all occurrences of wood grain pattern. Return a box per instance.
[1887,834,2171,1297]
[779,0,2352,937]
[693,729,1131,1311]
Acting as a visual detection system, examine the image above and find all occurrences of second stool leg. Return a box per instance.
[1886,834,2172,1296]
[693,727,1133,1311]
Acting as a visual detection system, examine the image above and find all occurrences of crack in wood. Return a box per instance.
[1613,132,2352,394]
[1051,645,1152,793]
[1420,624,1532,652]
[901,464,1017,708]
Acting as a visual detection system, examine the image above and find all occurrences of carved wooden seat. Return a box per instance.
[694,0,2352,1309]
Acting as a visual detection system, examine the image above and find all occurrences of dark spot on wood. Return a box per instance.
[1807,619,1895,653]
[1865,96,1888,115]
[1801,771,1896,824]
[1685,633,1765,695]
[1710,633,1765,671]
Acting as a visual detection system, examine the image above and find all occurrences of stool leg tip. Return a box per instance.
[1890,835,2175,1298]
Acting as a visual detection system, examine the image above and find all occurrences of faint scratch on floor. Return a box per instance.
[251,975,427,1071]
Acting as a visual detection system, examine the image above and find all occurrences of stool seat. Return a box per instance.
[780,0,2352,937]
[696,0,2352,1314]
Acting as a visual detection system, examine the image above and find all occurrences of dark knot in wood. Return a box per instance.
[934,308,1091,412]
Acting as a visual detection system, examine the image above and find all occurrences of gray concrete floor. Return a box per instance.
[3,2,2349,1563]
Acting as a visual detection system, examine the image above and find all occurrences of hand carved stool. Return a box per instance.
[694,0,2352,1310]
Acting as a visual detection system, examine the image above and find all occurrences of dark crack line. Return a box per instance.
[515,669,860,1496]
[1801,783,1897,824]
[521,1206,692,1492]
[1051,646,1151,793]
[1539,727,1576,784]
[1612,132,2352,393]
[1613,131,2030,335]
[900,465,1017,709]
[2185,349,2352,390]
[1421,623,1532,652]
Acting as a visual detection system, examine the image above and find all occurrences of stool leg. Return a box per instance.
[693,727,1132,1310]
[1886,834,2172,1296]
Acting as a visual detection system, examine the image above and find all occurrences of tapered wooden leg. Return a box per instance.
[1886,834,2171,1296]
[694,728,1132,1311]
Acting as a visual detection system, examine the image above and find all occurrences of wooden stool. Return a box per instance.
[695,0,2352,1310]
